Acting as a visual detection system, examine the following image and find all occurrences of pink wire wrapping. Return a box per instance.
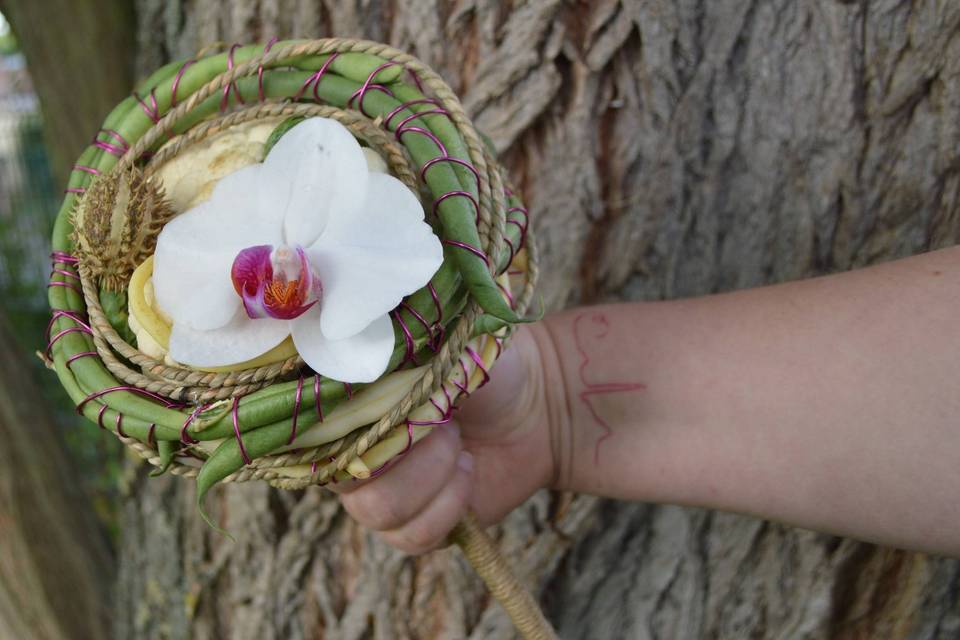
[500,235,518,276]
[179,402,209,444]
[343,382,353,399]
[368,421,416,479]
[231,396,252,465]
[45,309,92,358]
[47,256,82,307]
[507,204,530,246]
[391,109,450,138]
[50,268,80,281]
[170,59,197,108]
[77,385,183,416]
[408,383,454,427]
[64,187,86,194]
[497,279,516,309]
[220,44,246,113]
[397,125,447,155]
[313,374,324,422]
[464,345,490,388]
[147,423,157,448]
[407,68,426,93]
[115,412,128,438]
[51,251,78,264]
[420,155,481,185]
[383,98,440,128]
[92,129,129,157]
[287,373,304,444]
[46,326,91,357]
[368,380,461,477]
[293,52,339,102]
[97,404,108,430]
[450,358,470,396]
[427,282,444,349]
[46,249,90,358]
[257,37,279,102]
[391,308,418,368]
[383,99,491,285]
[71,164,100,176]
[383,99,482,196]
[442,239,490,267]
[399,300,438,352]
[134,88,161,124]
[347,62,398,117]
[434,189,480,226]
[46,309,90,337]
[65,350,98,367]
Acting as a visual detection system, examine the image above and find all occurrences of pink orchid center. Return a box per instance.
[231,244,322,320]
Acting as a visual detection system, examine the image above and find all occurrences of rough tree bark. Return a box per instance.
[0,314,113,640]
[112,1,960,639]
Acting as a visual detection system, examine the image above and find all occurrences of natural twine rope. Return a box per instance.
[449,513,555,640]
[84,38,554,639]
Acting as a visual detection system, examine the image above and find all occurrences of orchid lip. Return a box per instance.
[231,244,321,320]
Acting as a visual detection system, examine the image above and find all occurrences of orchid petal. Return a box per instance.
[153,164,285,331]
[153,210,239,331]
[308,172,443,340]
[208,166,286,245]
[168,308,291,368]
[261,118,368,247]
[291,307,394,383]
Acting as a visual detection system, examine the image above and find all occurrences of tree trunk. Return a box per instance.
[0,314,113,640]
[0,0,135,187]
[115,1,960,638]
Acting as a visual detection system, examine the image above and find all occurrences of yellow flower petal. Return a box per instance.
[127,256,297,372]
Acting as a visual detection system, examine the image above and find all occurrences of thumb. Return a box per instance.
[456,327,540,437]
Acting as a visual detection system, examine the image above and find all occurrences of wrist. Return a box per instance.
[523,319,576,493]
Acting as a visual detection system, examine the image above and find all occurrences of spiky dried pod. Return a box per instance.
[71,166,175,291]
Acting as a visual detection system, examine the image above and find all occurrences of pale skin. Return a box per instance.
[335,246,960,557]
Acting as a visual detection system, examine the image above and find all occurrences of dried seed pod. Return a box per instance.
[71,166,175,291]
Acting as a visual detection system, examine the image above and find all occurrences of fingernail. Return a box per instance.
[457,450,474,473]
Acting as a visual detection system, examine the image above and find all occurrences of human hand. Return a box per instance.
[335,325,562,554]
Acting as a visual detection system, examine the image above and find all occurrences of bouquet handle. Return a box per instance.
[450,513,558,640]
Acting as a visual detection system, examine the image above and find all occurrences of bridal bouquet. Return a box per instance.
[43,39,552,638]
[46,38,550,639]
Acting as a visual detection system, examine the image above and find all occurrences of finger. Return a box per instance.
[340,422,461,531]
[379,450,474,554]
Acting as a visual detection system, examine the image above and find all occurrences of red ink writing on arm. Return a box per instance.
[572,312,646,464]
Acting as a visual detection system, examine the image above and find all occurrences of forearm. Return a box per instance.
[538,247,960,555]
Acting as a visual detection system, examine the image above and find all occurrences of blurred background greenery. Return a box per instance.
[0,12,122,533]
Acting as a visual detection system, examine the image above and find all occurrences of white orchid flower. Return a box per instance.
[152,117,444,383]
